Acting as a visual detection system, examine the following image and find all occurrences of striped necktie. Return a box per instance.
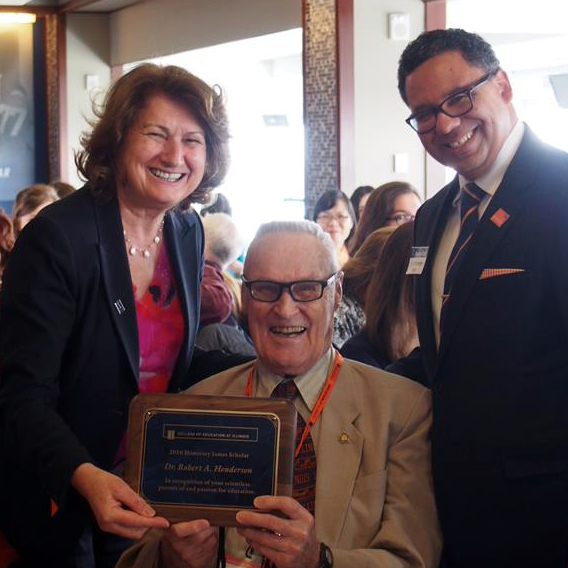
[441,182,486,322]
[261,381,317,568]
[271,379,317,514]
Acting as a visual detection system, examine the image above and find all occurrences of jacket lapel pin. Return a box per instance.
[339,432,350,444]
[114,299,126,315]
[490,208,510,228]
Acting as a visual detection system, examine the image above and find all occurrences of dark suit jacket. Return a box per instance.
[393,127,568,568]
[0,186,203,561]
[340,330,389,369]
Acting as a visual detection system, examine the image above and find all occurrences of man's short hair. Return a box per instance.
[398,28,501,104]
[202,213,242,268]
[247,220,339,274]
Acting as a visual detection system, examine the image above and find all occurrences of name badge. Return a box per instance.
[406,247,429,275]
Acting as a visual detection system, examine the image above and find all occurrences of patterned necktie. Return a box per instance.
[441,182,486,322]
[271,379,317,515]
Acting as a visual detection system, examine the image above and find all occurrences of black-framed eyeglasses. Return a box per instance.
[387,212,414,225]
[242,273,338,303]
[405,70,498,134]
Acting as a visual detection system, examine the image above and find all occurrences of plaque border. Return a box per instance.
[139,408,280,508]
[125,393,296,526]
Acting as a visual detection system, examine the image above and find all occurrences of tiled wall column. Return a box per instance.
[303,0,339,219]
[303,0,354,218]
[45,13,67,181]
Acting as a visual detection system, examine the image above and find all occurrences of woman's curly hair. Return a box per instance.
[75,63,230,209]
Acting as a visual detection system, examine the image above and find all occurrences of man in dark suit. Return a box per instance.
[393,28,568,568]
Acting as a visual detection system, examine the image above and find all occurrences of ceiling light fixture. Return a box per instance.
[0,13,37,24]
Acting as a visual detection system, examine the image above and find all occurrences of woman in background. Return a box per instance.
[349,181,421,255]
[12,183,59,237]
[51,180,77,198]
[313,189,356,266]
[0,63,229,568]
[333,226,396,347]
[350,184,373,221]
[0,209,14,286]
[341,222,417,368]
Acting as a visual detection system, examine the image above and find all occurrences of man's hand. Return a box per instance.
[160,520,218,568]
[236,496,320,568]
[71,462,170,539]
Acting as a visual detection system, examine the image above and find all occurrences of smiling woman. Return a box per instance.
[313,190,356,267]
[0,64,230,567]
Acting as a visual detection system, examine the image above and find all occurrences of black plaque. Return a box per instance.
[125,393,296,525]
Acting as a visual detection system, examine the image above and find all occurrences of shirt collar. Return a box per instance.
[257,347,334,410]
[454,119,524,204]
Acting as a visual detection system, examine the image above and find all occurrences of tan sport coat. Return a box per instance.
[118,358,442,568]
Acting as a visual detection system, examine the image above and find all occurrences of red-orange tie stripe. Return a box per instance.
[441,182,486,327]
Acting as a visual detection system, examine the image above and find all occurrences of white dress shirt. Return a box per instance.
[430,120,525,346]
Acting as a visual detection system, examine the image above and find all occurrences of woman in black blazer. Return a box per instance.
[0,64,229,568]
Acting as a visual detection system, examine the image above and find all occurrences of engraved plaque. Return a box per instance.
[125,393,296,525]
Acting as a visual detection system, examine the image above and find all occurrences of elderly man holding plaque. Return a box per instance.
[118,221,441,568]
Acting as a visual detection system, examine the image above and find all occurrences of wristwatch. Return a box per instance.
[319,542,334,567]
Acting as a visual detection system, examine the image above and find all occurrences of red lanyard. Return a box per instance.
[245,351,343,457]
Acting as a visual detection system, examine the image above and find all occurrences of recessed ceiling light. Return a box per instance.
[0,13,37,24]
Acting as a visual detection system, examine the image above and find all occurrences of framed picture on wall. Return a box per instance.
[0,11,62,213]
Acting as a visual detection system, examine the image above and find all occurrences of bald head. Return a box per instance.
[244,220,338,278]
[242,221,342,377]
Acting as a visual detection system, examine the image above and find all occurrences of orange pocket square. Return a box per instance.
[479,268,525,280]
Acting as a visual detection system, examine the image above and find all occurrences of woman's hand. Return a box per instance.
[160,520,219,568]
[71,462,170,539]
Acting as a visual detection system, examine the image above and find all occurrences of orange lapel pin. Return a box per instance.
[490,208,510,228]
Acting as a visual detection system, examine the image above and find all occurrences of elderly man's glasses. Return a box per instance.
[242,273,338,303]
[405,70,497,134]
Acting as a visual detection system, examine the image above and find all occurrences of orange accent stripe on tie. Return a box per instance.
[463,184,482,201]
[459,205,477,231]
[445,233,473,277]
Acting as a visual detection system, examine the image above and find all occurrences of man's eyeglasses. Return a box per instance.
[242,273,338,303]
[405,70,498,134]
[387,212,414,225]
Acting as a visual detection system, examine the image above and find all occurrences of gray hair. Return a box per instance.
[202,213,242,268]
[250,220,339,272]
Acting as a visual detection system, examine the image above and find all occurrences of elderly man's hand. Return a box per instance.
[236,496,320,568]
[160,520,219,568]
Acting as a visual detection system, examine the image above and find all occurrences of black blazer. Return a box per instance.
[395,127,568,568]
[0,187,203,556]
[340,330,389,369]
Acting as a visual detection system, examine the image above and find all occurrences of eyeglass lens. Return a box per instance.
[250,281,325,302]
[317,213,350,224]
[408,72,493,134]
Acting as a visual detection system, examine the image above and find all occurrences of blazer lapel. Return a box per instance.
[314,367,363,547]
[165,210,202,391]
[438,128,539,363]
[415,179,458,382]
[93,194,139,389]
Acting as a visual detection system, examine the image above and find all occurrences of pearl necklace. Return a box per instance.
[123,219,164,259]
